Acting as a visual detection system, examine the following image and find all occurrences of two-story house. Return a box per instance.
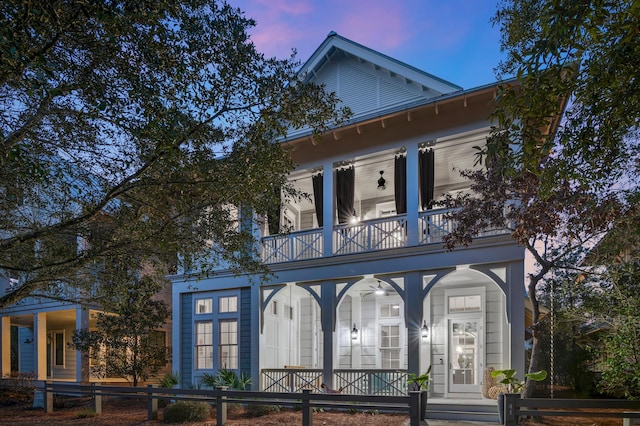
[170,32,527,420]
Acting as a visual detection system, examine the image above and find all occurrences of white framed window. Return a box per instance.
[219,320,238,369]
[379,302,401,318]
[196,298,213,314]
[448,294,482,314]
[380,324,401,369]
[195,321,213,370]
[219,296,238,313]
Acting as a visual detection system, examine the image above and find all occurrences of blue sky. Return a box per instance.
[230,0,506,90]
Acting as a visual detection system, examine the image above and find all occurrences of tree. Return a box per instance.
[71,261,171,386]
[0,0,348,308]
[441,0,639,397]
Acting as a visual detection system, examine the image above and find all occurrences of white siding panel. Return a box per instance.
[339,64,378,116]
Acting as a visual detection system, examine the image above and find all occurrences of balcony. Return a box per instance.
[260,208,508,264]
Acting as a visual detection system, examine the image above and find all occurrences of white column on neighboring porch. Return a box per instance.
[322,162,334,257]
[33,312,47,380]
[75,308,90,382]
[1,316,11,377]
[350,295,361,368]
[406,145,419,246]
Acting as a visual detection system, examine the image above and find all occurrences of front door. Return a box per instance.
[448,319,481,393]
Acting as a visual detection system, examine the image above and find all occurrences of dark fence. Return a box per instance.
[503,393,640,426]
[39,381,423,426]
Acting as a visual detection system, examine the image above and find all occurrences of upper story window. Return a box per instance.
[219,296,238,313]
[196,298,213,314]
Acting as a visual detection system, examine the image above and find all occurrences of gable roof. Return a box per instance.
[300,31,462,94]
[290,32,464,139]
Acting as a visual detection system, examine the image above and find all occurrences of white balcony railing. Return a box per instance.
[333,215,407,255]
[261,229,323,263]
[260,208,510,264]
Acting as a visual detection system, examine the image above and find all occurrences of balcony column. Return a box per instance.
[33,312,47,380]
[1,316,10,377]
[406,145,420,246]
[75,308,90,382]
[322,163,334,257]
[507,262,525,376]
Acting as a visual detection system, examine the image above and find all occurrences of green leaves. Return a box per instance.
[0,0,348,307]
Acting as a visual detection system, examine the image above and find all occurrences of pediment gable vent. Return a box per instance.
[314,55,433,119]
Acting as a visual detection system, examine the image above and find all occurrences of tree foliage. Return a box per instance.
[0,0,348,307]
[441,0,639,396]
[71,261,171,386]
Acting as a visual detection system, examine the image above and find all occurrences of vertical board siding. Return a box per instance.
[240,287,252,385]
[180,293,193,385]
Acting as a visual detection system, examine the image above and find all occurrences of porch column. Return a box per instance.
[33,312,47,380]
[75,308,90,382]
[322,162,334,257]
[1,316,10,377]
[507,263,525,375]
[250,281,261,390]
[406,145,419,246]
[320,280,336,389]
[405,272,423,375]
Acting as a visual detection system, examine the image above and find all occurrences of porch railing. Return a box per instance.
[261,368,323,393]
[261,368,408,396]
[261,208,511,263]
[261,229,323,263]
[333,216,407,255]
[334,369,409,396]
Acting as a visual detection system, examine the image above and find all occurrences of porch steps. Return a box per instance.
[425,400,500,423]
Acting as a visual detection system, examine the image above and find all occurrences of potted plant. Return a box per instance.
[491,369,547,424]
[407,365,432,420]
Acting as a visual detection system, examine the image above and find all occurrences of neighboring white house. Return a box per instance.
[170,32,528,419]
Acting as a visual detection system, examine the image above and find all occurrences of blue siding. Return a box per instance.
[18,327,34,372]
[180,293,193,385]
[240,287,252,389]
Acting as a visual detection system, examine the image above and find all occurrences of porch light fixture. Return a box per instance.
[350,210,359,224]
[374,281,387,296]
[351,324,359,340]
[377,170,386,191]
[421,321,429,339]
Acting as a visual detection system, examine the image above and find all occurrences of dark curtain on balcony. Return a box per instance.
[336,166,355,224]
[312,172,324,227]
[267,185,281,235]
[419,149,435,210]
[394,155,407,214]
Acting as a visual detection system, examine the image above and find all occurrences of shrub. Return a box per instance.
[76,408,98,418]
[159,371,181,389]
[200,368,251,390]
[162,401,210,423]
[245,403,281,417]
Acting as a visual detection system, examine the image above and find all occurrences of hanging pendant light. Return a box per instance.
[421,321,429,339]
[377,170,386,191]
[375,281,387,296]
[351,324,359,340]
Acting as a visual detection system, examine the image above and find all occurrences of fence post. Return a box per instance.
[147,384,158,420]
[504,393,518,426]
[44,381,53,413]
[302,388,313,426]
[409,391,420,426]
[91,382,102,414]
[216,386,228,426]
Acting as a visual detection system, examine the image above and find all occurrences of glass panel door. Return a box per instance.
[448,319,481,393]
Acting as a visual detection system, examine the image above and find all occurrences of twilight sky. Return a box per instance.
[230,0,506,90]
